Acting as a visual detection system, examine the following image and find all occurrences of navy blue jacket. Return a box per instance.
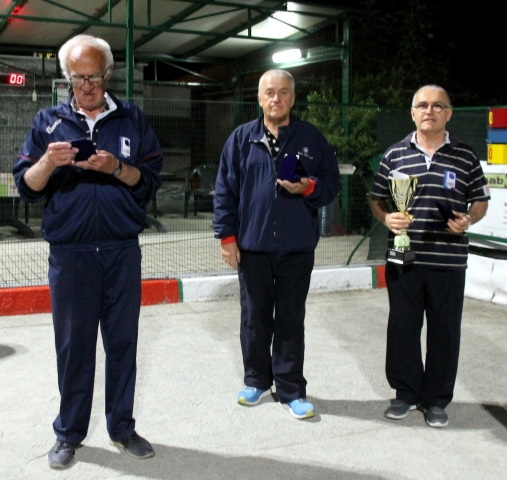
[213,116,341,255]
[13,92,163,249]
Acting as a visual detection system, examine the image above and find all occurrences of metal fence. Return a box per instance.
[0,94,490,287]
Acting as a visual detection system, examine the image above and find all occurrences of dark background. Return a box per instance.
[318,0,503,106]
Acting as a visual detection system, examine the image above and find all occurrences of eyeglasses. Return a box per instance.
[69,72,107,87]
[412,102,450,113]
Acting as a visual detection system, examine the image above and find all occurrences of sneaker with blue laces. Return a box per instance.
[237,386,271,405]
[282,398,315,419]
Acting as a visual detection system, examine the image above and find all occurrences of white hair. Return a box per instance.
[258,69,295,94]
[58,34,114,81]
[412,85,451,107]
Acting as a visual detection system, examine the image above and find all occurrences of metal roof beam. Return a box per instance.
[0,0,28,37]
[62,0,124,40]
[0,13,125,29]
[39,0,98,21]
[181,2,286,58]
[132,1,208,51]
[172,0,343,18]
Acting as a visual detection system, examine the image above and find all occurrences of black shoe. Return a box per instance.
[384,399,417,420]
[110,432,155,459]
[425,406,449,428]
[48,440,80,469]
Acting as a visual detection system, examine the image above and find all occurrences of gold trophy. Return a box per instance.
[387,175,418,265]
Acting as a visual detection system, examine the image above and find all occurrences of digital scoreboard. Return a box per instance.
[0,73,25,86]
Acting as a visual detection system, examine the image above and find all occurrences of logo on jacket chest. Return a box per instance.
[298,146,313,160]
[120,137,131,158]
[46,119,61,134]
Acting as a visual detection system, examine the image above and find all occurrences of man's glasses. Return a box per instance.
[70,72,107,87]
[412,102,450,113]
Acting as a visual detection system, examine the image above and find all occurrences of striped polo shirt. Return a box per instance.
[371,132,490,269]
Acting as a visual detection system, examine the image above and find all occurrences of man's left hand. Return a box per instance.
[447,212,470,233]
[277,177,309,194]
[73,150,118,174]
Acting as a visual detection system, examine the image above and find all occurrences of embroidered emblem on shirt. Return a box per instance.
[443,170,456,190]
[46,119,62,134]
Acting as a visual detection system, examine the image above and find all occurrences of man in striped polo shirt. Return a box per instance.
[370,85,490,428]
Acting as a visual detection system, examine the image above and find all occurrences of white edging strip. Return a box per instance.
[180,267,373,302]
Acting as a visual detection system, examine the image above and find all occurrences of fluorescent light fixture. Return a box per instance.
[272,49,302,64]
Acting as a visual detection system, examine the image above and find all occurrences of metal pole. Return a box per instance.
[341,18,351,230]
[234,71,244,127]
[126,0,134,101]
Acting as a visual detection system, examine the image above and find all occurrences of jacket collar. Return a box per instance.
[249,115,298,141]
[56,90,128,121]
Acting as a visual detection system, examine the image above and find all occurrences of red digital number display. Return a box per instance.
[0,73,25,86]
[9,73,25,85]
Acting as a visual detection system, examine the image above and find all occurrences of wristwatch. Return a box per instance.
[112,160,122,177]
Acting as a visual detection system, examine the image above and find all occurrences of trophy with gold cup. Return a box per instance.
[387,173,418,265]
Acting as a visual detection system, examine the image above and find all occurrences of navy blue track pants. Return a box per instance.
[238,251,314,404]
[48,244,141,445]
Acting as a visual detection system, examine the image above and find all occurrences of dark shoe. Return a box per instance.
[48,440,79,469]
[425,406,449,428]
[384,399,417,420]
[110,432,155,459]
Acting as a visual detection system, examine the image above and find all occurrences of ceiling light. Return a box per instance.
[272,49,302,64]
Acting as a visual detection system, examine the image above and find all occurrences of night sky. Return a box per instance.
[324,1,505,106]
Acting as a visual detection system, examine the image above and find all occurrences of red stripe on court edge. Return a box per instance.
[375,265,387,288]
[0,279,181,316]
[141,279,181,306]
[0,286,52,316]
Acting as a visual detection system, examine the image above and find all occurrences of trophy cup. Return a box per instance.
[386,175,418,265]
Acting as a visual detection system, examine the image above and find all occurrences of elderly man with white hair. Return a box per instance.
[13,34,162,468]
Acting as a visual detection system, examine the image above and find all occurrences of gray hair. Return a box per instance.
[412,85,451,107]
[258,69,295,94]
[58,34,114,81]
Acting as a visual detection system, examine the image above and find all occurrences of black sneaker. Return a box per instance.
[110,432,155,459]
[48,440,79,469]
[425,406,449,428]
[384,399,417,420]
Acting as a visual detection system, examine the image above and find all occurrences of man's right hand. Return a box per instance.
[41,142,78,170]
[384,212,412,235]
[221,242,241,269]
[24,142,78,192]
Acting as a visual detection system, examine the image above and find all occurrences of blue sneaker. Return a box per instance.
[283,398,315,419]
[237,387,271,406]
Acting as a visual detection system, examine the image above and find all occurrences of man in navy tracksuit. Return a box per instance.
[213,69,341,419]
[13,35,162,468]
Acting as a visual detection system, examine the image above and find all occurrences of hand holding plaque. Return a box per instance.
[387,172,418,265]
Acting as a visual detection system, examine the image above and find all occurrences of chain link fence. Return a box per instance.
[0,94,489,287]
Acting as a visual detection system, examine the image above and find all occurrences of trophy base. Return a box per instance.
[386,249,415,265]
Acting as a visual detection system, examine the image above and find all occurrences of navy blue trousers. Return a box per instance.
[238,251,314,404]
[385,264,466,409]
[48,244,141,445]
